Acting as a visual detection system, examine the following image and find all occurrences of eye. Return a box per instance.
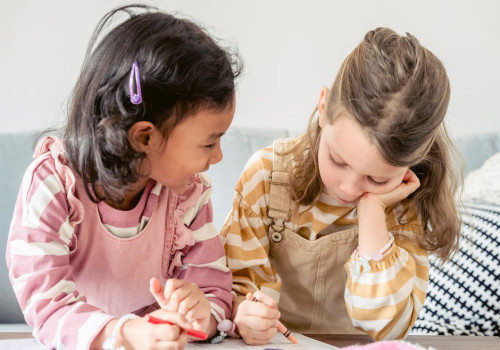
[368,177,389,186]
[205,143,216,150]
[329,155,347,169]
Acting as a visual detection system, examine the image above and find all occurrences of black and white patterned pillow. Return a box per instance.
[411,202,500,336]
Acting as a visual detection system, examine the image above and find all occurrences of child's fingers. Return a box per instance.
[249,301,280,320]
[167,283,194,312]
[240,294,281,320]
[236,314,278,345]
[396,169,420,199]
[178,298,202,320]
[149,277,167,308]
[167,281,208,316]
[150,323,183,341]
[404,169,421,191]
[247,291,278,309]
[149,309,194,330]
[163,279,188,307]
[403,169,413,182]
[184,299,211,322]
[374,169,422,208]
[240,314,279,331]
[235,295,280,346]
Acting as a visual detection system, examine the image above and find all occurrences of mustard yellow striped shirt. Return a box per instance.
[220,144,429,340]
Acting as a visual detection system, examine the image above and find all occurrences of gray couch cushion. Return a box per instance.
[454,133,500,175]
[207,127,289,230]
[0,132,37,322]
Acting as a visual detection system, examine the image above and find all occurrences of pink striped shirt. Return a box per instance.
[6,136,232,349]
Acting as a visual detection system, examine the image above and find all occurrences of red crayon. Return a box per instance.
[147,314,208,340]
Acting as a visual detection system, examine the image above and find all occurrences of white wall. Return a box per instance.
[2,0,499,137]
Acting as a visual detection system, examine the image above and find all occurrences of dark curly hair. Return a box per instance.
[63,4,242,203]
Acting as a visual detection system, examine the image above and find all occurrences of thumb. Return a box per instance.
[150,277,167,308]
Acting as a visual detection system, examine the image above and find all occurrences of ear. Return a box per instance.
[318,87,329,128]
[128,121,156,153]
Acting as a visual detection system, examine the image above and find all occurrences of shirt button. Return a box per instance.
[271,231,283,243]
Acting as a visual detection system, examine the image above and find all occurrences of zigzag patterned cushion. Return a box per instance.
[411,202,500,336]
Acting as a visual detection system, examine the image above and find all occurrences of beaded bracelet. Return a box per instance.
[351,232,395,277]
[102,314,140,350]
[210,319,238,344]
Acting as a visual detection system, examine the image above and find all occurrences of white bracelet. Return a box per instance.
[102,314,140,350]
[351,232,395,277]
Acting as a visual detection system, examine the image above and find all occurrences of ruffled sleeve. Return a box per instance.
[34,136,83,229]
[166,175,202,276]
[344,202,429,340]
[168,173,233,321]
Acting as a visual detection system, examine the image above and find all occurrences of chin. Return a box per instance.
[159,180,187,194]
[330,191,358,205]
[171,184,188,194]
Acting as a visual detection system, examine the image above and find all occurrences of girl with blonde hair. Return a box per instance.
[222,27,462,344]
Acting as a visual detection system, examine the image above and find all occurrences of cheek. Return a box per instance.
[318,162,339,188]
[183,153,210,175]
[318,144,333,179]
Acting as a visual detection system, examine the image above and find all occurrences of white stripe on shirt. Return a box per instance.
[23,174,63,229]
[10,240,69,257]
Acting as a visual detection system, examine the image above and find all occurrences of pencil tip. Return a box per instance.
[289,334,298,344]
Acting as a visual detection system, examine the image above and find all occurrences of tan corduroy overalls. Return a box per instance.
[267,138,364,334]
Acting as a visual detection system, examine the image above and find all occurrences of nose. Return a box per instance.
[338,172,363,199]
[209,143,223,165]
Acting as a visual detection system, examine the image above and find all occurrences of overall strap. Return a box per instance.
[267,138,294,234]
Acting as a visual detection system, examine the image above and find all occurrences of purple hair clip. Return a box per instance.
[129,61,142,104]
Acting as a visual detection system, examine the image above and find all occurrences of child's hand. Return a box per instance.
[360,169,420,210]
[150,277,211,333]
[233,291,280,345]
[120,310,191,349]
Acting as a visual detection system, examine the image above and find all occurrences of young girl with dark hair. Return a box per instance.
[222,27,462,344]
[6,4,242,349]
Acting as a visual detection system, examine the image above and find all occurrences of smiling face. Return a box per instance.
[145,103,235,193]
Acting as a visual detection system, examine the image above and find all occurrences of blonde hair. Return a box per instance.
[290,27,462,261]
